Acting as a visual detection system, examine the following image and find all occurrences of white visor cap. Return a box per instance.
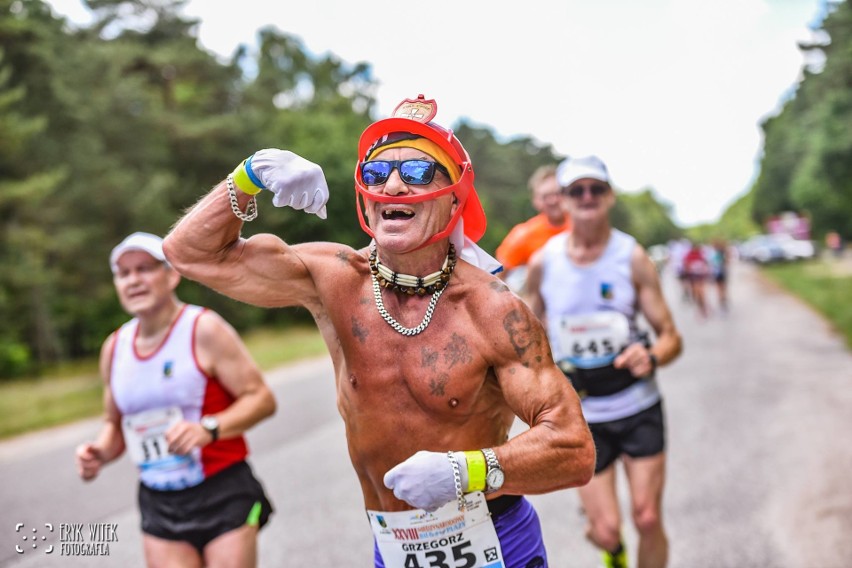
[109,232,167,273]
[556,155,611,188]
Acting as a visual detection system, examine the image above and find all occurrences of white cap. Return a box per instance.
[556,155,610,188]
[109,232,167,273]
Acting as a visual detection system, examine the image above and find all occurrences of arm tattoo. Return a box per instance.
[503,309,538,363]
[335,250,350,264]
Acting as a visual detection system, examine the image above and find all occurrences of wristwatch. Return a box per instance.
[649,353,659,372]
[481,448,504,494]
[200,415,219,442]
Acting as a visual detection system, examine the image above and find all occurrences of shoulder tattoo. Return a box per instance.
[502,309,545,366]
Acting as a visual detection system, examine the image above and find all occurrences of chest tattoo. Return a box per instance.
[429,373,449,396]
[421,346,440,369]
[444,333,472,368]
[351,316,369,343]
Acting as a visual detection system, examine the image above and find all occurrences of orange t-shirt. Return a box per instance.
[496,214,571,271]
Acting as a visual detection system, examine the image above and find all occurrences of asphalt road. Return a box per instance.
[2,259,851,567]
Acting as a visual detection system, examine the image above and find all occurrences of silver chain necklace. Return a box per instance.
[371,270,447,336]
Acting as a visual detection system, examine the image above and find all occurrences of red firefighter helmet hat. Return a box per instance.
[354,95,487,244]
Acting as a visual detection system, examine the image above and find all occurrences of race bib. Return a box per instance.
[556,311,631,369]
[368,492,505,568]
[122,406,186,467]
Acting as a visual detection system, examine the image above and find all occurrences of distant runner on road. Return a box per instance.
[496,164,571,293]
[527,155,683,568]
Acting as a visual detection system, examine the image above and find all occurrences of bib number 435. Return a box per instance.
[404,541,477,568]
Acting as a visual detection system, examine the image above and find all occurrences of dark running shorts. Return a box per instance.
[590,401,665,474]
[374,496,547,568]
[138,460,273,552]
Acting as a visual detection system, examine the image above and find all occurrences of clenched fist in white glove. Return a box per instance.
[384,451,469,512]
[240,149,329,219]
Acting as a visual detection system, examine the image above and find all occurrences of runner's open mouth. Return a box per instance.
[382,209,415,220]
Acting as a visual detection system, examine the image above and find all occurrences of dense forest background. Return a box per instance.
[1,0,849,377]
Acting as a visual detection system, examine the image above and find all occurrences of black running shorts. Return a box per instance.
[138,460,273,552]
[589,401,665,474]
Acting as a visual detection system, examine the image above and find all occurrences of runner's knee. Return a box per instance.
[632,502,662,535]
[587,516,622,551]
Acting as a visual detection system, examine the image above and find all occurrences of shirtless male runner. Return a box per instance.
[163,95,595,567]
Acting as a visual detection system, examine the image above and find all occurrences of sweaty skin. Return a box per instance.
[164,152,594,513]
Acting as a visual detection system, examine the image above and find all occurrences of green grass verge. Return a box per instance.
[0,325,327,440]
[761,258,852,349]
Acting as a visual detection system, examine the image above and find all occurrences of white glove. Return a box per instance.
[383,451,468,512]
[249,149,329,219]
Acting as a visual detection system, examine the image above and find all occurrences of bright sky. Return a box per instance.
[47,0,826,226]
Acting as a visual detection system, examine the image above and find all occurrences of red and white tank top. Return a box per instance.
[110,304,248,490]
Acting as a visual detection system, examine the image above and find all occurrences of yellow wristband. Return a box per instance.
[231,159,263,196]
[464,450,487,492]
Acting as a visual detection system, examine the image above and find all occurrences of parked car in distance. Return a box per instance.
[738,234,815,264]
[772,233,816,260]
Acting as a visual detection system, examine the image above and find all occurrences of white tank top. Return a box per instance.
[111,305,247,489]
[540,229,661,422]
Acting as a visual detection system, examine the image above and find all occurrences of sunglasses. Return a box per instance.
[360,160,450,186]
[561,183,609,198]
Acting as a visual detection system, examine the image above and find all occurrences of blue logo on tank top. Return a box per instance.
[600,282,613,300]
[162,361,173,378]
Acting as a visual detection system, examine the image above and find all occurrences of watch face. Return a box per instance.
[487,468,505,489]
[202,416,218,430]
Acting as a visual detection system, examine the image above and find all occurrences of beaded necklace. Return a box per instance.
[369,244,457,336]
[369,243,456,296]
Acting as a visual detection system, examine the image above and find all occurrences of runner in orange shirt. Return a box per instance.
[496,165,571,292]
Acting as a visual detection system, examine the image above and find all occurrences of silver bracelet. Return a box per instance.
[447,451,465,512]
[226,174,258,222]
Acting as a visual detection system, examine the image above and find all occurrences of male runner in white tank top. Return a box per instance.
[527,156,682,568]
[75,232,276,567]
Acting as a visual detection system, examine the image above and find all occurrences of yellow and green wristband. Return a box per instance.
[464,450,487,492]
[230,154,265,196]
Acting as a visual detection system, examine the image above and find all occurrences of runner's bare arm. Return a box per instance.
[76,334,126,480]
[164,150,330,308]
[193,310,276,438]
[163,182,319,308]
[631,244,682,367]
[523,248,546,319]
[489,296,595,494]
